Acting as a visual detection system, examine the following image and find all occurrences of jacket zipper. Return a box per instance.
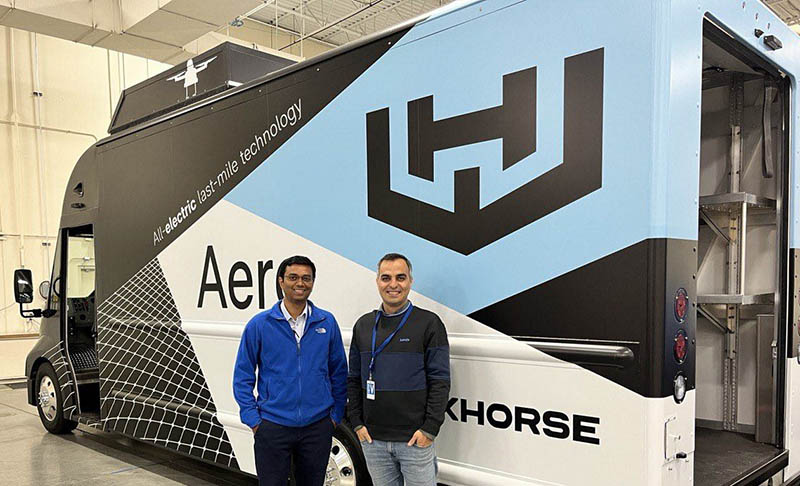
[297,334,302,424]
[284,313,323,425]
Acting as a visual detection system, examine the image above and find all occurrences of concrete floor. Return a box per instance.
[0,384,258,486]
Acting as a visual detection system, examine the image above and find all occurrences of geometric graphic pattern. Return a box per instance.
[42,341,78,421]
[366,48,603,255]
[97,258,238,468]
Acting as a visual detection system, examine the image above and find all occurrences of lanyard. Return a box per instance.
[369,303,413,379]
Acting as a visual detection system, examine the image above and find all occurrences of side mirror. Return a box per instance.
[14,269,42,318]
[14,269,34,304]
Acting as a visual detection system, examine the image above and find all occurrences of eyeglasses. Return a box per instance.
[284,274,313,283]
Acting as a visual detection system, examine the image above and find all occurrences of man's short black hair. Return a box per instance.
[278,255,316,280]
[377,253,412,275]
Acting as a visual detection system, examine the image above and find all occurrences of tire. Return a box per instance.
[35,362,78,434]
[329,423,372,486]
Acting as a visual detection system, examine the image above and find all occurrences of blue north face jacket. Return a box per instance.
[233,301,348,428]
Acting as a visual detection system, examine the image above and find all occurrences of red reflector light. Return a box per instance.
[674,330,687,363]
[674,288,688,322]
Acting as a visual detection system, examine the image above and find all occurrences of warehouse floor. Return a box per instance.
[0,384,257,486]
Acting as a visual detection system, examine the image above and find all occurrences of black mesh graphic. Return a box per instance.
[97,258,237,468]
[42,342,78,421]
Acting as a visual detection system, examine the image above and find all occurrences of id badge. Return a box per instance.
[366,379,376,400]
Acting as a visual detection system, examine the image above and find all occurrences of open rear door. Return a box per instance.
[694,19,790,485]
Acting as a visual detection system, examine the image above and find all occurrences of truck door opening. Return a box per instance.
[695,18,790,485]
[64,225,99,416]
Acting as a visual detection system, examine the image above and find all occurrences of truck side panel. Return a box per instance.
[83,0,800,483]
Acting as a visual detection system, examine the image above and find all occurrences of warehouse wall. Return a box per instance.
[0,26,170,380]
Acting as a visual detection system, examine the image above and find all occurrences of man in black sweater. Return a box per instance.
[347,253,450,485]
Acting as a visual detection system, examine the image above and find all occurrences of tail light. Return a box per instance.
[674,329,688,363]
[674,288,688,322]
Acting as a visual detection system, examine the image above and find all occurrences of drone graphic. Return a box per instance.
[167,56,217,99]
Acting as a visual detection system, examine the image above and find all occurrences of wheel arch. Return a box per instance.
[27,357,52,405]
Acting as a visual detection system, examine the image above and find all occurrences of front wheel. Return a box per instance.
[36,362,78,434]
[327,424,371,486]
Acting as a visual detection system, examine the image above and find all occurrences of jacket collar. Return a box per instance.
[280,300,310,322]
[268,300,325,324]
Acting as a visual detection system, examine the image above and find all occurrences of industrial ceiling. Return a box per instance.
[0,0,798,65]
[246,0,451,48]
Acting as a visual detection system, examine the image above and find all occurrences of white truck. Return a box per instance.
[12,0,800,484]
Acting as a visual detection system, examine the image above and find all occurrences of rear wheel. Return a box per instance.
[328,424,371,486]
[36,362,78,434]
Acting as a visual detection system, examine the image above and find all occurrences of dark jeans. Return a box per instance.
[253,417,334,486]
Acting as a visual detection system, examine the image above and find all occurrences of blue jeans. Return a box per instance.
[361,439,437,486]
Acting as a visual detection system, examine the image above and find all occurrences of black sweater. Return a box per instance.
[346,304,450,441]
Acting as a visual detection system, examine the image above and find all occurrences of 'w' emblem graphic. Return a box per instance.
[366,48,604,255]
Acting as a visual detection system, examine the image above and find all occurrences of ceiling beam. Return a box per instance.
[280,0,386,50]
[272,0,325,25]
[318,0,409,39]
[254,3,364,39]
[244,15,340,48]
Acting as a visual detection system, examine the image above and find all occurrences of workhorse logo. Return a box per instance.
[366,48,604,255]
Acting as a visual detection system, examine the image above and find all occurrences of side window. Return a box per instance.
[66,235,95,298]
[63,227,96,333]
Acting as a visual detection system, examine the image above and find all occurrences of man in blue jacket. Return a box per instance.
[234,255,348,486]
